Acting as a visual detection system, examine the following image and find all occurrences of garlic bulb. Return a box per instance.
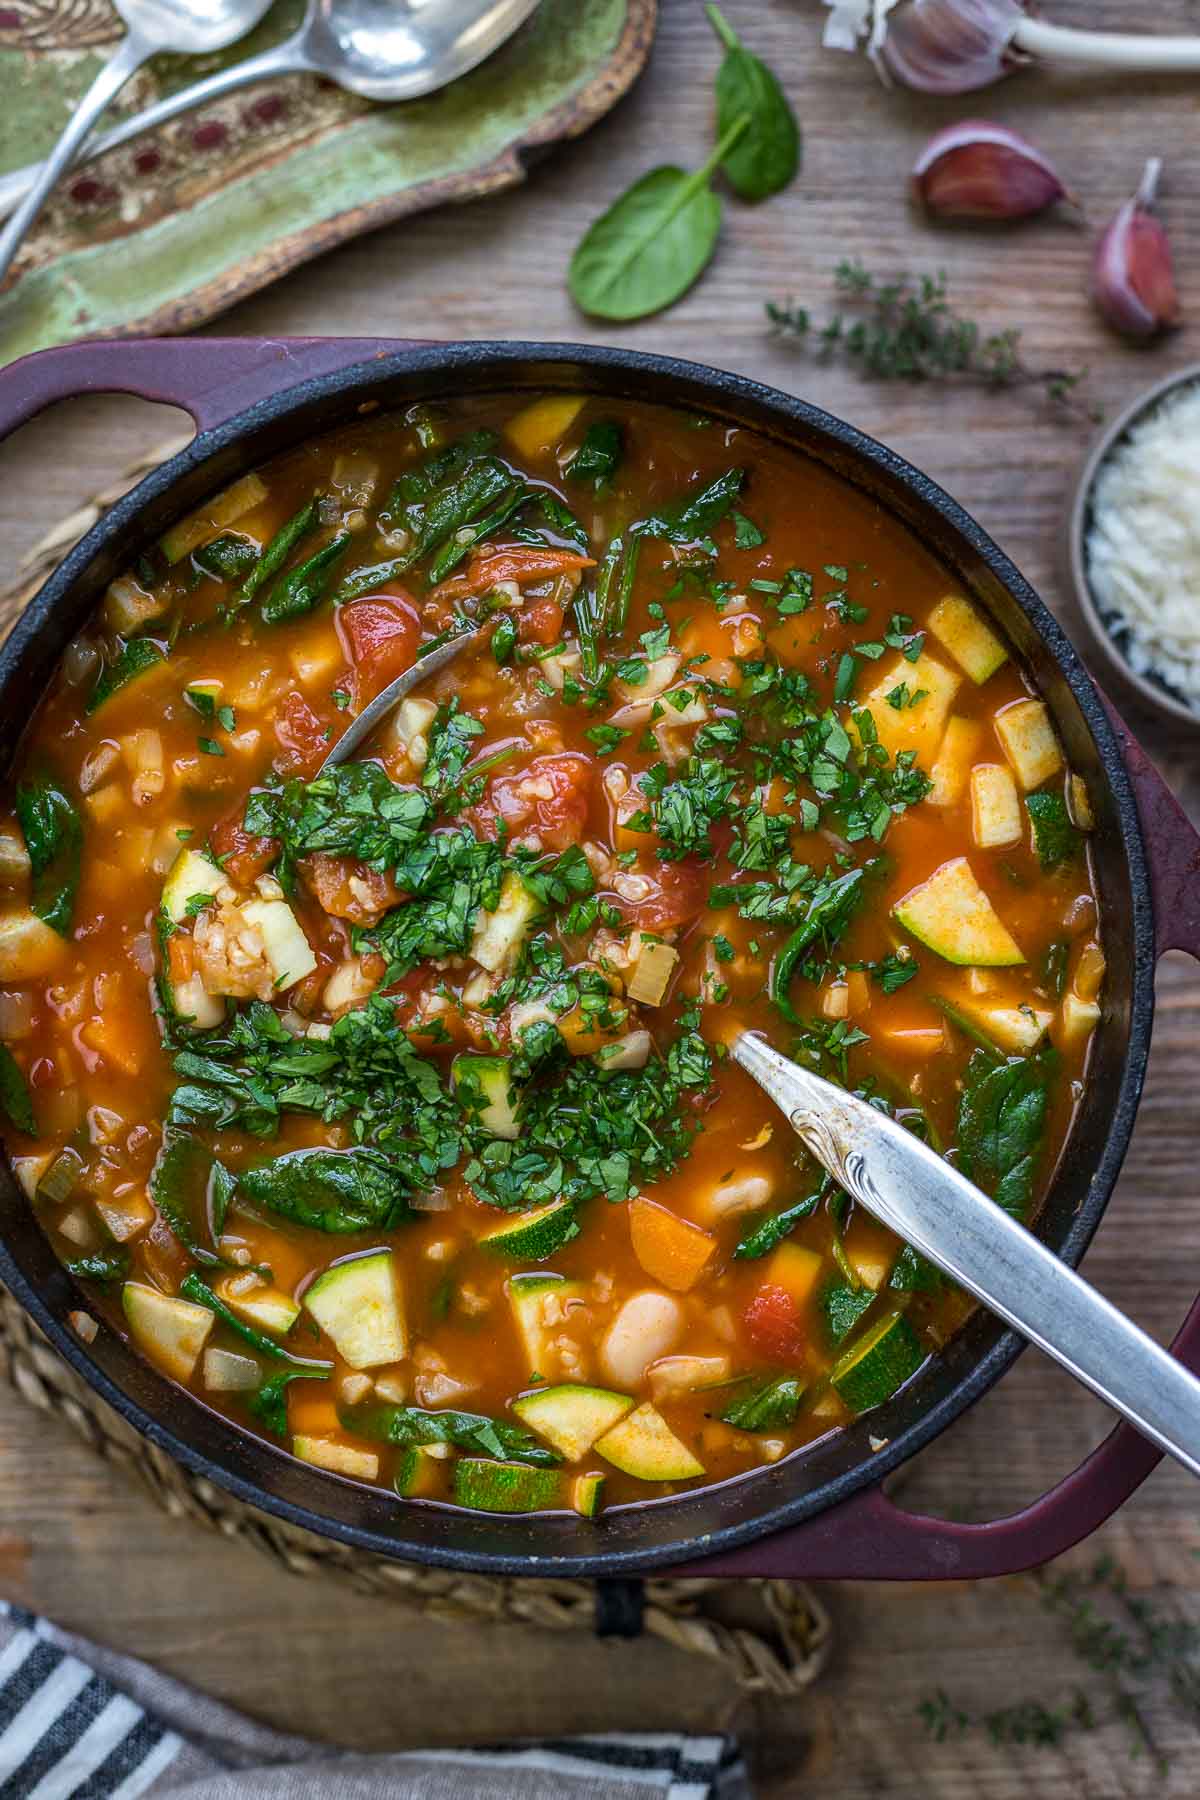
[823,0,1200,92]
[912,121,1067,221]
[1091,159,1180,341]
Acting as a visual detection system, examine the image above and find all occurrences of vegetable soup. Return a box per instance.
[0,394,1103,1517]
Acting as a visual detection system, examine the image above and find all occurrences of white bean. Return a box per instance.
[601,1291,684,1389]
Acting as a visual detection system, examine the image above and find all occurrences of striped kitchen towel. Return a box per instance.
[0,1603,749,1799]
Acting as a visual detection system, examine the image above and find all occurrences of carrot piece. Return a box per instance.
[629,1197,717,1293]
[287,1388,340,1437]
[166,931,195,985]
[80,1012,143,1077]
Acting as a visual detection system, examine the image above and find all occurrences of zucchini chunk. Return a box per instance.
[570,1471,606,1518]
[504,395,585,460]
[452,1053,519,1140]
[926,595,1007,685]
[508,1273,586,1375]
[303,1251,406,1370]
[453,1459,562,1514]
[893,857,1024,967]
[240,898,317,990]
[860,650,961,765]
[161,847,222,926]
[831,1310,924,1412]
[970,764,1021,850]
[513,1383,634,1462]
[994,699,1063,791]
[469,872,540,973]
[479,1199,579,1262]
[394,1445,445,1499]
[212,1275,300,1337]
[293,1436,380,1481]
[926,716,983,809]
[122,1281,213,1383]
[594,1402,704,1482]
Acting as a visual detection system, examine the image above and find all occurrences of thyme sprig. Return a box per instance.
[919,1556,1200,1773]
[768,261,1097,419]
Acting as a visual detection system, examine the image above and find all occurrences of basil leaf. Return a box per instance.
[14,769,82,937]
[568,118,749,323]
[566,421,623,490]
[238,1147,414,1233]
[720,1375,804,1431]
[341,1402,559,1468]
[707,4,800,203]
[0,1044,35,1136]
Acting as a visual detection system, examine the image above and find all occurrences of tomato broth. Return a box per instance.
[0,394,1103,1517]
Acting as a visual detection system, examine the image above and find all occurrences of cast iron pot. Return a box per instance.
[1,336,1198,1586]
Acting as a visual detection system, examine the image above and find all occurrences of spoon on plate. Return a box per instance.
[732,1030,1200,1479]
[0,0,276,285]
[0,0,542,228]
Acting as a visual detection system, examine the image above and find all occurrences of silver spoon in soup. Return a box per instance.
[731,1029,1200,1480]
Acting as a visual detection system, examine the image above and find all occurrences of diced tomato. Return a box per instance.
[518,597,565,646]
[211,806,277,884]
[166,931,195,985]
[300,852,403,926]
[434,544,594,603]
[336,594,420,705]
[472,753,593,851]
[616,857,710,931]
[274,691,329,779]
[744,1283,806,1362]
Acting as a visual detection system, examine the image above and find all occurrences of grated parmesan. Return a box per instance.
[1086,381,1200,712]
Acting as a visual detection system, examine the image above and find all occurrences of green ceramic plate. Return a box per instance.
[0,0,655,360]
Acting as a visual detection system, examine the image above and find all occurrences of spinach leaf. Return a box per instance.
[15,769,82,937]
[341,1402,559,1468]
[568,117,749,323]
[533,492,590,551]
[820,1280,875,1345]
[720,1375,804,1431]
[566,422,623,490]
[888,1243,942,1294]
[1040,939,1069,998]
[771,867,867,1023]
[706,4,800,203]
[65,1250,129,1284]
[86,637,166,714]
[422,700,486,802]
[193,533,259,581]
[1026,792,1081,869]
[179,1272,330,1367]
[0,1043,35,1135]
[734,1183,825,1258]
[593,531,641,638]
[261,532,351,625]
[250,1368,329,1438]
[427,480,532,583]
[149,1132,234,1263]
[238,1147,415,1234]
[957,1049,1052,1219]
[239,499,319,601]
[638,467,746,544]
[391,430,497,508]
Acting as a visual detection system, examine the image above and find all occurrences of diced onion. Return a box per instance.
[202,1348,261,1392]
[68,1311,99,1344]
[79,743,120,795]
[62,637,101,687]
[0,990,33,1039]
[409,1189,451,1212]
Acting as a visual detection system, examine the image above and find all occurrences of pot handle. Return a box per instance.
[679,702,1200,1579]
[0,336,413,441]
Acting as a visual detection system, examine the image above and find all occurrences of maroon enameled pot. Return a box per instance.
[0,335,1198,1584]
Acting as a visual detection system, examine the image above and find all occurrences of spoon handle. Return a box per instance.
[733,1032,1200,1480]
[0,39,306,229]
[0,32,157,285]
[318,628,478,774]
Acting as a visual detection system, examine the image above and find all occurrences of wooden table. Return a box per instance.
[2,1,1200,1791]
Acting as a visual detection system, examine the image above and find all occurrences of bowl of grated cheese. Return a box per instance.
[1069,365,1200,727]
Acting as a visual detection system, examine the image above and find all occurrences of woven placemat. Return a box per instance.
[0,445,832,1700]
